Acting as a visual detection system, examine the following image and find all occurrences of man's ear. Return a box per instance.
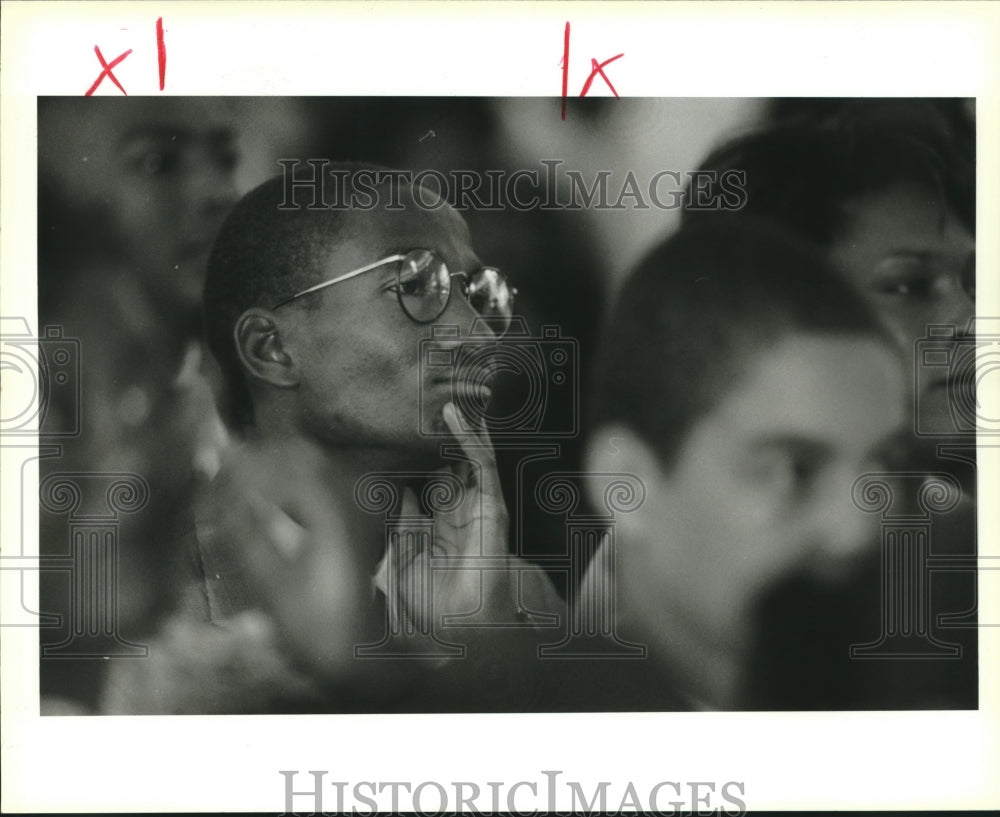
[234,308,299,388]
[584,424,665,539]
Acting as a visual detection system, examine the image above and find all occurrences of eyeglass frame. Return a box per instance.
[270,249,515,327]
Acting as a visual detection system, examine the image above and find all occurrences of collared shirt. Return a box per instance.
[104,451,566,714]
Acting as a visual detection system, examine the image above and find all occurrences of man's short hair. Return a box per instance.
[684,100,974,243]
[203,163,392,429]
[590,217,892,467]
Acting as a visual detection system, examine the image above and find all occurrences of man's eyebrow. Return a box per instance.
[748,435,832,460]
[204,127,237,146]
[116,125,235,149]
[880,246,974,264]
[117,125,190,147]
[879,250,943,263]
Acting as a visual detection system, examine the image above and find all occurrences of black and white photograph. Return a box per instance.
[2,2,998,814]
[31,94,981,717]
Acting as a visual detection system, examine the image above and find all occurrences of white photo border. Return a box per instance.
[2,1,999,812]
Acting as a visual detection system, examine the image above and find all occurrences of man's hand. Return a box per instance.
[394,401,514,631]
[206,450,370,681]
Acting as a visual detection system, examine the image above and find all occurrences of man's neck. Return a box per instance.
[602,545,745,711]
[621,600,744,711]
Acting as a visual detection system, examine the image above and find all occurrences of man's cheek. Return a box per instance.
[113,202,169,250]
[738,517,792,561]
[371,353,411,386]
[876,306,919,354]
[337,341,399,379]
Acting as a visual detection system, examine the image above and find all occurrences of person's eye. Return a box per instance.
[748,449,820,504]
[129,149,179,177]
[387,272,430,298]
[398,275,425,296]
[873,275,933,298]
[213,145,240,173]
[871,257,941,299]
[790,456,820,491]
[777,454,817,494]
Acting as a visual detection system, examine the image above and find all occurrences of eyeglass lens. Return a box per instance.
[396,249,514,329]
[396,249,451,322]
[467,267,514,323]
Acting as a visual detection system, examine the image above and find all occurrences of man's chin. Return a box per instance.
[425,401,488,437]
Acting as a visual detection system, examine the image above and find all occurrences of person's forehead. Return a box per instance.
[696,334,903,449]
[290,203,478,300]
[53,99,235,143]
[347,202,477,268]
[837,182,973,255]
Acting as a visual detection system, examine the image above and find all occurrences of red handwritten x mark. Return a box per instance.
[560,22,625,120]
[85,45,133,96]
[580,53,625,99]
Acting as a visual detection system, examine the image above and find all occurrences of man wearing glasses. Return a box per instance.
[100,167,560,714]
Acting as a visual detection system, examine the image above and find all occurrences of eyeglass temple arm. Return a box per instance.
[272,254,407,309]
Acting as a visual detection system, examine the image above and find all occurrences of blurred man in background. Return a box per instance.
[37,98,243,711]
[684,100,977,707]
[572,219,907,709]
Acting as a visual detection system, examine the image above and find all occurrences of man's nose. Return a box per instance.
[442,280,495,338]
[186,149,239,219]
[940,275,975,335]
[811,476,881,564]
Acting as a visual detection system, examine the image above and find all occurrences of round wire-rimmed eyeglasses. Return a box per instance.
[271,248,516,334]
